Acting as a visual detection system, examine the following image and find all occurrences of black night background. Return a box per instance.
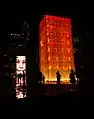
[0,3,94,118]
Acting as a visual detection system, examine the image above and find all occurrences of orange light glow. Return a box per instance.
[40,15,75,83]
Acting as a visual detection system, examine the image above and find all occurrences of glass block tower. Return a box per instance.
[40,15,75,83]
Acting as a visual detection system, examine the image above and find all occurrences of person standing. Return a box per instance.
[56,71,61,84]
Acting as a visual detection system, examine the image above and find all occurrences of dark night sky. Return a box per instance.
[2,3,94,33]
[1,3,94,80]
[1,3,94,48]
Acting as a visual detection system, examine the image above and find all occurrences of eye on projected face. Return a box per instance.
[16,56,26,74]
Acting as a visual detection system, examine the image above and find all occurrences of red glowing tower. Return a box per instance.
[40,15,75,83]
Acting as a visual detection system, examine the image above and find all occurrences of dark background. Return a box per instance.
[0,3,94,117]
[2,3,94,34]
[1,3,94,83]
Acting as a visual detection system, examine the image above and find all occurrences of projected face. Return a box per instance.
[16,56,26,74]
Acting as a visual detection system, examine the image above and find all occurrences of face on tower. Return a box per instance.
[16,56,26,74]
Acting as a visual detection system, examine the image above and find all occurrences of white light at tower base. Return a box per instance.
[16,56,27,99]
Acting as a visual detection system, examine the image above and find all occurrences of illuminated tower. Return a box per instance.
[40,15,75,83]
[8,21,30,99]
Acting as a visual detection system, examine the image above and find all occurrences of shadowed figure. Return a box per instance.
[37,71,45,84]
[23,71,26,86]
[17,74,20,84]
[56,71,61,84]
[19,73,22,86]
[38,71,43,84]
[42,74,45,84]
[69,69,76,84]
[22,71,26,98]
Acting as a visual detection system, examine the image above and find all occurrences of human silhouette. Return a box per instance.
[39,71,43,84]
[56,71,61,84]
[19,73,22,86]
[23,71,26,86]
[69,69,76,84]
[42,74,45,84]
[17,74,20,84]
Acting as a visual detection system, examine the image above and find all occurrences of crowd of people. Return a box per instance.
[16,71,26,86]
[11,68,77,98]
[38,69,77,84]
[12,71,27,99]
